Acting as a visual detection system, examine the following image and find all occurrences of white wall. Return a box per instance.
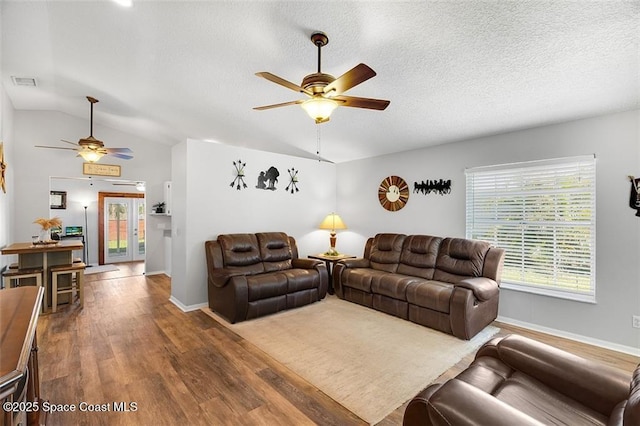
[11,110,172,273]
[337,110,640,349]
[0,79,17,271]
[170,139,336,309]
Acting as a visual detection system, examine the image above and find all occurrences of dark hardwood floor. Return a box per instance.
[36,264,639,425]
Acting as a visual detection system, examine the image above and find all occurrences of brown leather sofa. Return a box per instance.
[205,232,328,323]
[403,334,639,426]
[333,233,505,339]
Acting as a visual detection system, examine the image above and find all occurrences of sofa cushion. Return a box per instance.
[341,268,390,293]
[433,237,491,283]
[397,235,442,279]
[218,233,265,275]
[246,272,287,301]
[283,269,320,292]
[369,233,406,273]
[371,273,419,300]
[406,280,455,313]
[257,232,293,272]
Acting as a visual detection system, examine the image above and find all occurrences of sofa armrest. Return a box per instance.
[338,258,371,268]
[495,335,632,416]
[456,277,499,301]
[404,379,544,426]
[292,258,322,269]
[209,268,245,288]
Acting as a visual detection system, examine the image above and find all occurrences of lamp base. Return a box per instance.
[324,247,340,256]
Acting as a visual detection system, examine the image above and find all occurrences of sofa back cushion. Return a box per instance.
[397,235,442,279]
[434,238,490,283]
[257,232,293,272]
[218,233,265,275]
[369,233,406,273]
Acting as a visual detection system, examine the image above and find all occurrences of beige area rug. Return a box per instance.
[202,296,499,424]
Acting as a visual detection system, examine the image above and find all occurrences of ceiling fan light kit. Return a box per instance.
[254,31,389,124]
[301,97,339,124]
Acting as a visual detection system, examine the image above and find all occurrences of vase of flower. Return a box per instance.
[39,228,51,242]
[34,217,62,243]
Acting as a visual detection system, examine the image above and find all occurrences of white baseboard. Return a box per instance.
[145,270,165,276]
[497,316,640,357]
[169,296,208,312]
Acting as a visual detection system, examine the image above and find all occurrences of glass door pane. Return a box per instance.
[135,199,146,261]
[105,199,129,262]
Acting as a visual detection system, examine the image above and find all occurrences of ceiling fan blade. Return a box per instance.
[108,153,134,160]
[333,95,390,110]
[324,63,376,96]
[35,145,79,151]
[105,147,133,153]
[60,139,80,147]
[253,100,303,111]
[255,72,313,96]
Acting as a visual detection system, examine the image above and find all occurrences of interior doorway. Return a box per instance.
[49,177,146,275]
[98,192,145,265]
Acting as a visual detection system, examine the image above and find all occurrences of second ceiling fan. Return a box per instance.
[254,32,390,124]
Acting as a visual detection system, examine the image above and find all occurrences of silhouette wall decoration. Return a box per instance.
[413,179,452,195]
[630,175,640,217]
[286,168,299,193]
[256,166,279,191]
[230,159,248,190]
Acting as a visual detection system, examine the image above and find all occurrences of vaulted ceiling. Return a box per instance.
[2,1,638,163]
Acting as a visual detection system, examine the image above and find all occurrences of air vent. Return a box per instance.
[11,76,37,87]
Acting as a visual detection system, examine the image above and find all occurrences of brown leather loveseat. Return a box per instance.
[333,233,505,339]
[403,334,640,426]
[205,232,328,323]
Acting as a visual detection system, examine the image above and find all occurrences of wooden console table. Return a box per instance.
[0,286,45,426]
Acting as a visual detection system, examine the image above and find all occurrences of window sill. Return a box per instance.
[501,282,596,304]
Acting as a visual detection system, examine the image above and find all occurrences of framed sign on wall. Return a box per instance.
[83,162,121,177]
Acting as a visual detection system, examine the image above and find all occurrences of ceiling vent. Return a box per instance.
[11,76,37,87]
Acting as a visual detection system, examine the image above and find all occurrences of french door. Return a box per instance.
[102,196,145,264]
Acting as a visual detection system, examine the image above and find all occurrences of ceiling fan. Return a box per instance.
[254,32,390,124]
[112,181,145,191]
[35,96,134,163]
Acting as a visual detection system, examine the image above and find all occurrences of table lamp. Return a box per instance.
[319,213,347,256]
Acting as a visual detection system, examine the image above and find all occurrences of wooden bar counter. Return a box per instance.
[0,286,45,426]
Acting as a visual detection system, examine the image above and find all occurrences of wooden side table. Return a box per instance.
[308,253,356,295]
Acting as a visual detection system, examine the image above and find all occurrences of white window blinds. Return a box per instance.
[465,155,596,302]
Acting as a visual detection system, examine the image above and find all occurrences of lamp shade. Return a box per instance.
[301,97,338,123]
[319,213,347,231]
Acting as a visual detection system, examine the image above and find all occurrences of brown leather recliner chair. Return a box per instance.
[404,334,639,426]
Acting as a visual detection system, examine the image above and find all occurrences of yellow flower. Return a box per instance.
[33,217,62,230]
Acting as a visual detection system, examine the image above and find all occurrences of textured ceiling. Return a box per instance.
[2,1,638,163]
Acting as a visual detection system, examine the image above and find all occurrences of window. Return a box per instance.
[465,155,596,302]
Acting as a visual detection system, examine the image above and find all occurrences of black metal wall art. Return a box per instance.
[230,159,248,190]
[630,175,640,217]
[414,179,451,195]
[286,168,299,193]
[256,166,279,191]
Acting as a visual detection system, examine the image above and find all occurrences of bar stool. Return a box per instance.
[3,268,46,312]
[51,262,86,313]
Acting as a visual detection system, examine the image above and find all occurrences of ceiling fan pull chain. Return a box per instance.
[316,125,321,161]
